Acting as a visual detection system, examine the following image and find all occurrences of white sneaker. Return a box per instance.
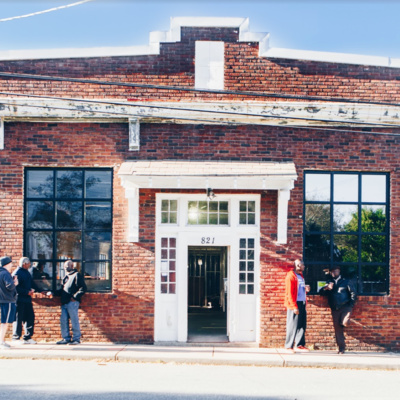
[22,339,37,345]
[0,342,11,350]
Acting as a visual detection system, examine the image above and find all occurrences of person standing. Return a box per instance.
[12,257,40,344]
[320,266,357,354]
[0,256,18,350]
[55,260,86,345]
[284,259,310,352]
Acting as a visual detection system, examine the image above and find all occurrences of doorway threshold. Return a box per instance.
[154,340,258,348]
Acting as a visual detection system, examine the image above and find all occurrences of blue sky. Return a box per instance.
[0,0,399,58]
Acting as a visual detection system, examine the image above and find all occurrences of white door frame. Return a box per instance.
[154,193,260,343]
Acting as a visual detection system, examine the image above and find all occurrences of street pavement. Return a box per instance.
[1,342,400,370]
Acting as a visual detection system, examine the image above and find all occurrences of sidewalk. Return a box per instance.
[1,342,400,370]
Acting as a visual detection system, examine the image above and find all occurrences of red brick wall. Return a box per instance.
[1,26,400,349]
[0,28,399,102]
[1,121,399,350]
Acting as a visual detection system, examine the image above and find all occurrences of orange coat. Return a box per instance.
[284,270,302,310]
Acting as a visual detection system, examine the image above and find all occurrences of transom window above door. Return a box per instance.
[188,201,229,225]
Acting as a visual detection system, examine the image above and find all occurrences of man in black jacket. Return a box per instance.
[12,257,40,344]
[320,266,357,354]
[55,260,86,345]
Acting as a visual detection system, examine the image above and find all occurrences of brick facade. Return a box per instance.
[0,22,399,349]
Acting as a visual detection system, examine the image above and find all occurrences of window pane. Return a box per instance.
[333,204,358,232]
[305,174,330,201]
[161,200,169,211]
[304,264,330,293]
[84,232,111,260]
[57,231,82,259]
[170,212,177,224]
[362,175,386,203]
[304,234,330,262]
[26,232,53,259]
[240,201,247,212]
[361,264,386,293]
[84,262,111,291]
[56,170,83,198]
[209,213,218,225]
[248,213,255,225]
[32,261,52,291]
[361,235,386,263]
[239,213,247,224]
[86,170,112,199]
[27,201,53,229]
[334,234,358,262]
[305,204,330,232]
[57,201,82,228]
[334,174,358,202]
[219,202,228,211]
[86,202,112,229]
[361,206,386,233]
[27,170,53,198]
[219,213,228,225]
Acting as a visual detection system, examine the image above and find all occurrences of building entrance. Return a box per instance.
[187,246,228,342]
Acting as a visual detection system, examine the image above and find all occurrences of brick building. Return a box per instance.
[0,17,399,350]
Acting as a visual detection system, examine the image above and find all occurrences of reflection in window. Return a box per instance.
[24,168,113,292]
[188,201,229,225]
[304,172,389,295]
[305,173,330,201]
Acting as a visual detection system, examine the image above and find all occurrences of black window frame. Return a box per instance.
[24,167,113,293]
[303,171,390,296]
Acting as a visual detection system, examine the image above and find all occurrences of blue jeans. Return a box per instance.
[60,301,81,342]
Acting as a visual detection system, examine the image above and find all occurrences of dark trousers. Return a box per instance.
[331,305,352,352]
[285,301,307,349]
[12,301,35,341]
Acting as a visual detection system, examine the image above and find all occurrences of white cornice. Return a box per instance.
[0,16,398,69]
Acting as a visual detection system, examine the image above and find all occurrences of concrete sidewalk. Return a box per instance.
[1,342,399,370]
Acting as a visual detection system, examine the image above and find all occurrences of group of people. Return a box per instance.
[2,254,356,352]
[284,259,357,354]
[0,256,86,350]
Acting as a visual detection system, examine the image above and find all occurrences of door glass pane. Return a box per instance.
[56,170,83,198]
[362,175,386,203]
[86,170,112,199]
[27,170,53,198]
[305,174,330,201]
[27,201,53,229]
[334,174,358,202]
[333,204,358,232]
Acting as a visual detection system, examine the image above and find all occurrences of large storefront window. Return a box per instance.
[24,168,113,292]
[304,172,389,295]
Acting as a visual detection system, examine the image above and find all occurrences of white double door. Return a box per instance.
[154,230,259,343]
